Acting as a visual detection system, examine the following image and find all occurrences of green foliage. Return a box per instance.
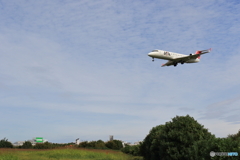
[140,125,165,159]
[141,115,216,160]
[228,129,240,143]
[33,142,54,149]
[79,139,123,150]
[160,115,215,159]
[21,141,32,149]
[105,140,123,150]
[121,144,142,156]
[78,140,108,149]
[0,138,13,148]
[79,141,88,148]
[141,115,240,160]
[95,140,107,149]
[210,138,240,160]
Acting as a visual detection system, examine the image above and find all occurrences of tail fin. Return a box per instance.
[195,50,201,59]
[195,48,212,59]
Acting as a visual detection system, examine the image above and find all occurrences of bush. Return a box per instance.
[121,144,141,156]
[0,138,13,148]
[140,125,165,159]
[105,140,123,150]
[95,140,107,149]
[79,140,122,150]
[78,140,107,149]
[33,142,54,149]
[21,141,33,149]
[228,129,240,142]
[78,141,88,148]
[141,115,216,160]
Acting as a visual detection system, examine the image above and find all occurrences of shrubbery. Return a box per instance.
[0,138,13,148]
[78,139,123,150]
[121,144,141,156]
[94,140,107,149]
[228,129,240,142]
[33,142,55,149]
[79,140,108,149]
[105,140,123,150]
[140,115,240,160]
[21,141,33,149]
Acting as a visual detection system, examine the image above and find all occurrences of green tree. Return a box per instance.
[141,115,216,160]
[140,125,164,159]
[21,141,33,149]
[78,141,88,148]
[0,138,13,148]
[121,144,142,156]
[228,129,240,142]
[105,140,123,150]
[33,142,54,149]
[210,138,240,160]
[78,140,107,149]
[95,140,107,149]
[87,141,96,148]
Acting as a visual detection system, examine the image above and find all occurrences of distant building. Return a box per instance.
[121,141,142,147]
[109,135,113,141]
[13,137,47,146]
[13,141,24,147]
[75,138,80,145]
[133,141,141,145]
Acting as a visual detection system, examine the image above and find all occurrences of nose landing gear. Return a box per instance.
[152,58,154,62]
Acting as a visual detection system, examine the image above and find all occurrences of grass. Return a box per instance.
[0,148,143,160]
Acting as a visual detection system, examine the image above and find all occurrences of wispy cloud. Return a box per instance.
[0,0,240,142]
[200,96,240,123]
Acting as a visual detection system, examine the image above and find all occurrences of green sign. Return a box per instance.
[36,137,43,143]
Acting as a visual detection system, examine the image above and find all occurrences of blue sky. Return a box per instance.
[0,0,240,143]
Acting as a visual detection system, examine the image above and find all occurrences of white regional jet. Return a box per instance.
[148,48,212,67]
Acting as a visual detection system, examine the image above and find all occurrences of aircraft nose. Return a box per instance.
[148,52,153,57]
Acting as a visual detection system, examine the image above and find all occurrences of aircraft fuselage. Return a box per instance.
[148,50,200,63]
[147,48,211,67]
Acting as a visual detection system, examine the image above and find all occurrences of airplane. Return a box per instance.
[148,48,212,67]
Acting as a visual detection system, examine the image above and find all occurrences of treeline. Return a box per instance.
[0,138,13,148]
[78,140,123,150]
[0,138,123,150]
[2,115,240,159]
[0,139,75,149]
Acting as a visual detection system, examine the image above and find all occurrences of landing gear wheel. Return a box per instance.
[174,63,177,67]
[152,58,154,62]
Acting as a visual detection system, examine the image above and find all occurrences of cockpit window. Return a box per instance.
[152,50,158,52]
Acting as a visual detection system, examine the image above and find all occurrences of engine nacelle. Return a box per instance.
[189,53,193,56]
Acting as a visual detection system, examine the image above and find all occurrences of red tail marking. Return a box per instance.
[195,50,201,59]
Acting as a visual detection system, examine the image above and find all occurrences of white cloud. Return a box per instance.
[0,0,240,142]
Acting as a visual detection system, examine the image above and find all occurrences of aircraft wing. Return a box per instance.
[161,61,174,67]
[173,48,212,62]
[161,48,211,67]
